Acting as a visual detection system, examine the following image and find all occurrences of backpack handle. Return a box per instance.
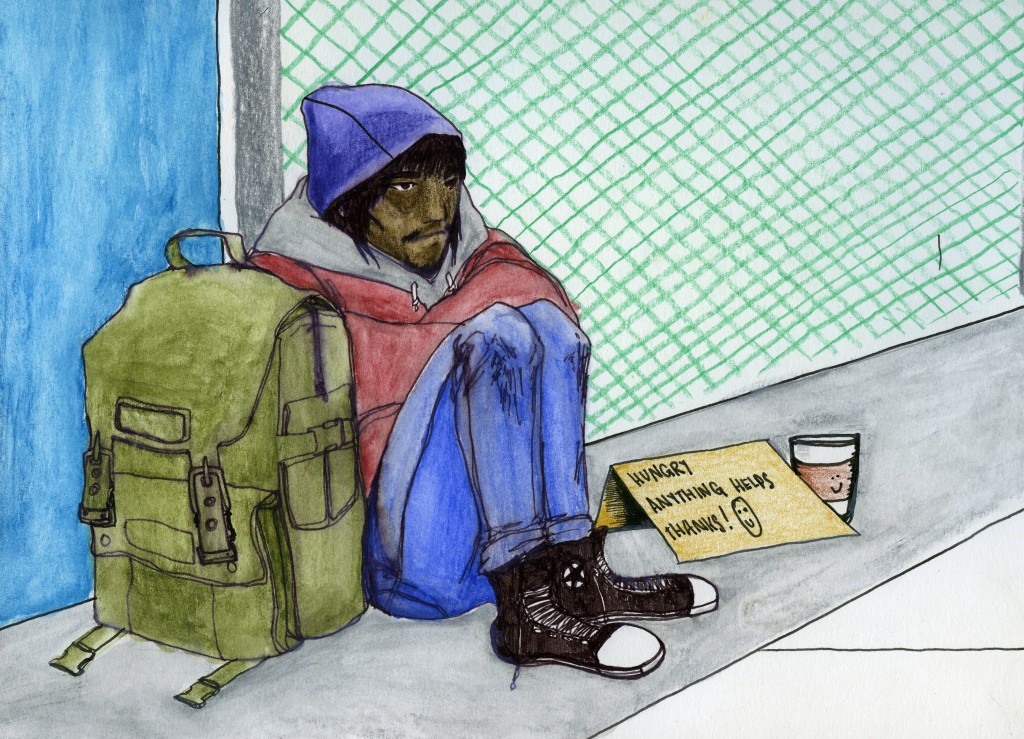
[165,229,246,268]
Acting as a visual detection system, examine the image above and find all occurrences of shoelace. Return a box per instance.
[590,551,679,593]
[522,585,601,642]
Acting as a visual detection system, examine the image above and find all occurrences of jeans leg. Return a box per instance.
[364,375,494,619]
[517,300,593,541]
[451,305,552,571]
[469,302,594,569]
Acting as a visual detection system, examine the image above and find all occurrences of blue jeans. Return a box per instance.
[364,301,594,619]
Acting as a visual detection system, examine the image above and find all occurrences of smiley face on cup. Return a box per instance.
[789,433,860,522]
[731,496,762,537]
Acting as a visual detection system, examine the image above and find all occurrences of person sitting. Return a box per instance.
[249,83,718,678]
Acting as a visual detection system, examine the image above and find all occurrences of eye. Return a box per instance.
[444,177,459,190]
[389,182,416,192]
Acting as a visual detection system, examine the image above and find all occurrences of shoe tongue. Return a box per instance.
[584,530,606,563]
[561,532,598,560]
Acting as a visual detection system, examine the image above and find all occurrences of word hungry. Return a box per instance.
[624,459,694,488]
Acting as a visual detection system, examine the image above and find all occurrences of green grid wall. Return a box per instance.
[280,0,1023,439]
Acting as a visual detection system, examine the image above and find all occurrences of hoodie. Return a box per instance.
[249,85,579,494]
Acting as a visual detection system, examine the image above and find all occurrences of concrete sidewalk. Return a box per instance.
[606,506,1024,737]
[1,308,1021,737]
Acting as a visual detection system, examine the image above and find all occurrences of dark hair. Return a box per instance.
[322,134,467,263]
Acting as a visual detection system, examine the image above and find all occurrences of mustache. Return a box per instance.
[402,227,449,243]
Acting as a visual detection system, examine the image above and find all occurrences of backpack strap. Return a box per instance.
[165,229,245,268]
[49,624,125,676]
[174,659,265,709]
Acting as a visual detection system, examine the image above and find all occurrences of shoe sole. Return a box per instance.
[584,598,719,625]
[489,623,665,680]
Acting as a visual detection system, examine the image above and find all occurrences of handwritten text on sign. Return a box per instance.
[595,441,856,562]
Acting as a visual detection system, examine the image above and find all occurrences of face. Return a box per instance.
[731,496,763,537]
[365,172,460,270]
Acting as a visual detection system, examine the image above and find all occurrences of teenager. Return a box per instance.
[250,84,718,678]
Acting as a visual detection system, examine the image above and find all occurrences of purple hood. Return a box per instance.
[302,84,463,215]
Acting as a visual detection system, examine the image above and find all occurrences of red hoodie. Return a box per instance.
[250,230,579,494]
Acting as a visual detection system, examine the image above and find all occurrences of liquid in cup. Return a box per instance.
[789,434,860,522]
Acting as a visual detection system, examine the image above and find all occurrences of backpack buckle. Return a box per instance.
[310,418,353,452]
[79,434,115,527]
[188,458,237,565]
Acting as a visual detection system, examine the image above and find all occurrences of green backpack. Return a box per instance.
[50,230,365,707]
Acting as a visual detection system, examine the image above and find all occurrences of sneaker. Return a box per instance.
[489,549,665,679]
[550,528,718,624]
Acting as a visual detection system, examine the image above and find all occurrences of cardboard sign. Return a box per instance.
[595,440,856,562]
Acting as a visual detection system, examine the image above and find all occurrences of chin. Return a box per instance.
[406,243,446,270]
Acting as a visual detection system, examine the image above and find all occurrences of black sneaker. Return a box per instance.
[489,549,664,679]
[550,528,718,624]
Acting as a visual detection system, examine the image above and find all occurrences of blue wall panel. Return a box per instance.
[0,2,220,627]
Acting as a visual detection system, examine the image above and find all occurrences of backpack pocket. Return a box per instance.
[275,302,365,638]
[114,397,191,444]
[279,419,357,530]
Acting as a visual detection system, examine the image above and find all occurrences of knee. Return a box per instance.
[518,300,590,356]
[454,304,542,372]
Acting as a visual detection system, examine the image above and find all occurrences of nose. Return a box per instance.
[417,178,454,224]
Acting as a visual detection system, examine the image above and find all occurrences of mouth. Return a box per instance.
[403,228,448,244]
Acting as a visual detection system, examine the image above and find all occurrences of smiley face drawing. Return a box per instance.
[732,496,762,537]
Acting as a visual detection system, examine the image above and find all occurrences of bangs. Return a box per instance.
[383,134,466,182]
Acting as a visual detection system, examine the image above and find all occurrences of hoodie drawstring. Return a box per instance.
[445,272,456,293]
[411,272,457,311]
